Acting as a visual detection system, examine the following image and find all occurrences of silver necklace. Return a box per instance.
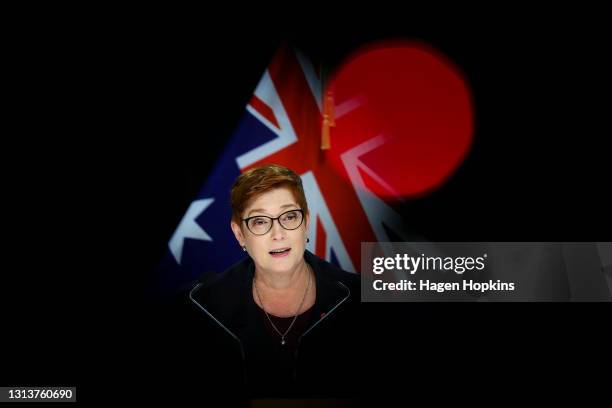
[254,263,312,346]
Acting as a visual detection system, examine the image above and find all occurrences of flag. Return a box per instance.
[155,45,410,295]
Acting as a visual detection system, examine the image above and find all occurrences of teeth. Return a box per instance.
[270,248,289,254]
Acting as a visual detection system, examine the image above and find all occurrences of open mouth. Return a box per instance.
[269,248,291,258]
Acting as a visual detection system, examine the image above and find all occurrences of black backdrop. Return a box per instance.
[4,10,611,403]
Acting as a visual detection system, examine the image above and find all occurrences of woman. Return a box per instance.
[186,164,360,397]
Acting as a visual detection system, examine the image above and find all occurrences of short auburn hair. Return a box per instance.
[230,164,309,224]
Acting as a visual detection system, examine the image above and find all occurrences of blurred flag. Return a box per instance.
[155,45,409,294]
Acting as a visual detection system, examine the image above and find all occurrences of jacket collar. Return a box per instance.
[191,250,352,339]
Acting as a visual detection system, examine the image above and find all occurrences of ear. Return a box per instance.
[304,212,311,237]
[230,220,245,246]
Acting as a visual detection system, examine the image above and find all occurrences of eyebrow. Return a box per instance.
[247,203,298,217]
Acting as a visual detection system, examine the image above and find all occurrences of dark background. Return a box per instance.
[4,9,611,403]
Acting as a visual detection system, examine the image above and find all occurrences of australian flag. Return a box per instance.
[155,45,409,295]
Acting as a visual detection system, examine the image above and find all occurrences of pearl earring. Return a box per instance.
[242,245,247,251]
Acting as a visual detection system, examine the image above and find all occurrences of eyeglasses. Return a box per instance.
[242,209,305,236]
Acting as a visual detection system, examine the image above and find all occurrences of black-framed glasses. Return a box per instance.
[242,209,305,236]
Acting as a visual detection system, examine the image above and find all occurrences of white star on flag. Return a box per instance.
[169,198,214,264]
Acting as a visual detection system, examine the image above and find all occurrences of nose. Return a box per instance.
[269,219,287,240]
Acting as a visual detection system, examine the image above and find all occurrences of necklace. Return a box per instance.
[254,263,312,346]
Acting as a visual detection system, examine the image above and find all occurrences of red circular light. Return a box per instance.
[327,41,474,199]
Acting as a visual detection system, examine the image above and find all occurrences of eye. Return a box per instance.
[281,211,298,220]
[253,218,268,225]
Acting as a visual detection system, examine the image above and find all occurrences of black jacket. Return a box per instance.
[164,250,361,398]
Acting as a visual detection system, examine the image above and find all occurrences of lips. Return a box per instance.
[269,247,291,257]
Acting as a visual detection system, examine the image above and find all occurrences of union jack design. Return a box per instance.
[157,46,408,293]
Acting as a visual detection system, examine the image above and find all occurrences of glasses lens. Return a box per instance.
[279,210,303,230]
[248,217,271,235]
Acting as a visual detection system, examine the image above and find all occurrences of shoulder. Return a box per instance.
[174,255,254,323]
[200,256,253,290]
[304,250,360,293]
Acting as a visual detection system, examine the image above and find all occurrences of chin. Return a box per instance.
[265,255,299,272]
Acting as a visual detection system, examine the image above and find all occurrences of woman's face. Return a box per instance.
[231,186,310,274]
